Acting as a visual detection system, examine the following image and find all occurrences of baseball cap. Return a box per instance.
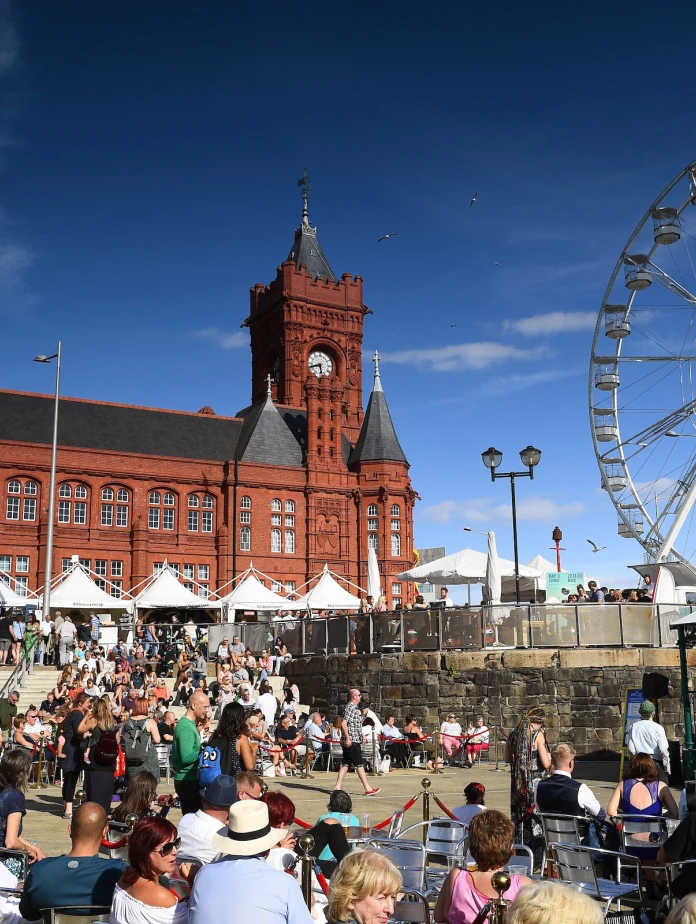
[200,774,239,807]
[639,700,656,715]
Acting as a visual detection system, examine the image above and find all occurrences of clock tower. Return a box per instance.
[242,172,369,444]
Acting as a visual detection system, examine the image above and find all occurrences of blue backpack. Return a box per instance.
[198,743,221,787]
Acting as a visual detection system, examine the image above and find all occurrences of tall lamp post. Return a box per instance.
[34,343,62,619]
[481,445,541,605]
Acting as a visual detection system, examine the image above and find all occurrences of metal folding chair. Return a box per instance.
[103,821,130,860]
[551,844,644,918]
[41,907,111,924]
[391,888,431,923]
[399,820,467,893]
[504,843,534,876]
[365,837,427,893]
[665,857,696,909]
[614,813,668,857]
[387,809,405,839]
[325,741,343,773]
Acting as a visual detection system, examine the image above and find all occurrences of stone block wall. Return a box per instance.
[286,647,695,756]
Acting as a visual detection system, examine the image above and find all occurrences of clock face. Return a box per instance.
[308,351,333,379]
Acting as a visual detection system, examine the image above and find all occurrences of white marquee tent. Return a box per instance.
[41,563,131,611]
[500,554,558,602]
[133,566,221,610]
[396,547,542,585]
[296,565,362,611]
[221,568,305,614]
[0,581,37,607]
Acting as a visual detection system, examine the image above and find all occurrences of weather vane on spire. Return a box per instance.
[373,350,381,377]
[297,166,311,226]
[266,373,273,397]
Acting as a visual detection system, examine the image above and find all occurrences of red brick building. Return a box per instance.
[0,198,417,607]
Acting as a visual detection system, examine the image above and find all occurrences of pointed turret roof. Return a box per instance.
[348,352,408,465]
[286,169,337,282]
[236,377,303,466]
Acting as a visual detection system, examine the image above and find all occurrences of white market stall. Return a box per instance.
[218,563,305,624]
[0,580,37,608]
[132,566,222,612]
[295,564,363,611]
[41,561,131,612]
[396,547,543,605]
[500,554,558,603]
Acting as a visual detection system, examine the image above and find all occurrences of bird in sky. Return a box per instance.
[469,192,478,207]
[377,232,398,242]
[586,539,607,553]
[450,323,457,327]
[494,261,501,266]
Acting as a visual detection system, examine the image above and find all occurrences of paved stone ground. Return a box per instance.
[26,761,629,856]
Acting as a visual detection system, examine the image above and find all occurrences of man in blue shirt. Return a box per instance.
[189,801,312,924]
[20,802,126,921]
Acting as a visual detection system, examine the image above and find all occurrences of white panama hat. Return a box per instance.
[211,799,285,857]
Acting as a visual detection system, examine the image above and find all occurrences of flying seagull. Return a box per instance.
[469,192,478,207]
[586,539,607,553]
[494,261,501,266]
[450,323,457,327]
[377,232,398,242]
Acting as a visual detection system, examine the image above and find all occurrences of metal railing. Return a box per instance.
[204,602,688,656]
[0,652,29,699]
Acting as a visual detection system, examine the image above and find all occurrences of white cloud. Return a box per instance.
[484,367,582,394]
[194,327,249,350]
[0,241,32,289]
[419,495,585,525]
[379,341,546,372]
[503,311,597,337]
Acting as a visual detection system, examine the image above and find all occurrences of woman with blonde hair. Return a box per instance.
[666,896,696,924]
[327,849,402,924]
[507,880,603,924]
[78,696,119,812]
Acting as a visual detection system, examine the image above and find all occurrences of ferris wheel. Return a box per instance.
[590,159,696,564]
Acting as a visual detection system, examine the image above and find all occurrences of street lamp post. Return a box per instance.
[34,343,62,619]
[481,445,541,605]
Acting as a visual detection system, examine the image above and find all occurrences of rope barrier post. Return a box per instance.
[74,788,86,809]
[494,725,500,771]
[370,729,379,777]
[303,740,313,780]
[125,813,139,839]
[421,777,431,846]
[299,834,315,911]
[29,732,47,790]
[433,728,443,774]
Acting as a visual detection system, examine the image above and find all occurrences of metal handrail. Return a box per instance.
[0,652,29,699]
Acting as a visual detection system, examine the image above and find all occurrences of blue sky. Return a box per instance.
[2,0,696,599]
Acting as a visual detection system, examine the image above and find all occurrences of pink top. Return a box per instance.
[448,870,524,924]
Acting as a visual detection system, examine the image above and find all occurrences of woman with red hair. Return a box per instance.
[123,696,160,783]
[110,815,196,924]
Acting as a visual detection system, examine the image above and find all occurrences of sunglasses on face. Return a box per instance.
[153,837,181,856]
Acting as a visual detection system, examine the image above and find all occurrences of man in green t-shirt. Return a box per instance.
[171,689,209,816]
[0,690,20,738]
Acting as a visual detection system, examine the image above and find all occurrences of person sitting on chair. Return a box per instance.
[19,802,126,921]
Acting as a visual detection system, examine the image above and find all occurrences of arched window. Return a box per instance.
[24,482,37,496]
[163,492,175,506]
[188,495,199,508]
[149,491,160,505]
[391,533,401,556]
[271,498,282,512]
[271,528,282,553]
[59,484,72,498]
[368,533,379,552]
[102,484,130,528]
[367,503,378,517]
[285,500,295,513]
[240,496,251,509]
[285,530,295,554]
[202,495,213,509]
[74,485,87,499]
[240,526,251,551]
[390,504,400,517]
[7,481,20,495]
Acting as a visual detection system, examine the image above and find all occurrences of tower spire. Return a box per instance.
[372,350,383,392]
[298,166,311,228]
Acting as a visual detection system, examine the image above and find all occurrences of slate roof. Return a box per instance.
[235,393,304,467]
[0,390,242,462]
[287,222,337,282]
[348,373,408,465]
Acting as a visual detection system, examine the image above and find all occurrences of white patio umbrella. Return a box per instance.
[367,547,382,601]
[485,530,504,643]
